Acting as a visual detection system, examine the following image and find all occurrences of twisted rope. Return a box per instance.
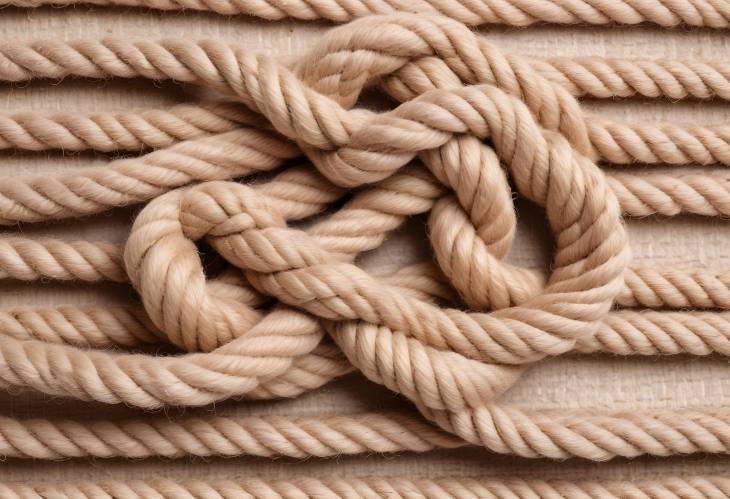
[3,20,730,226]
[0,10,728,479]
[3,406,730,461]
[0,102,250,152]
[3,475,730,499]
[3,0,729,28]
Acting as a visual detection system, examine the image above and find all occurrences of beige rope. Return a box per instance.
[0,9,728,482]
[2,147,729,226]
[0,22,723,159]
[0,102,250,152]
[0,127,299,224]
[2,475,729,499]
[111,12,634,455]
[0,304,160,347]
[0,412,464,459]
[528,57,730,101]
[3,18,730,227]
[4,0,729,28]
[3,406,730,461]
[7,107,730,167]
[9,301,730,357]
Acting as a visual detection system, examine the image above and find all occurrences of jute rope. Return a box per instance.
[4,475,730,499]
[3,0,730,28]
[1,9,730,497]
[4,407,730,460]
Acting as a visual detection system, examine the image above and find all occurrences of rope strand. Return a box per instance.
[0,11,728,483]
[0,102,251,152]
[3,0,729,28]
[3,475,730,499]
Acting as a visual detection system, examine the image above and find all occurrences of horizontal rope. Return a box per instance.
[0,12,724,479]
[2,406,730,461]
[3,0,729,28]
[0,102,252,152]
[4,475,729,499]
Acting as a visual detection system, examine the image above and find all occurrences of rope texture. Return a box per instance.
[4,475,730,499]
[3,0,730,28]
[0,9,729,494]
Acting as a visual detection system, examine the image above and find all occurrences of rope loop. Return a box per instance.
[117,15,635,444]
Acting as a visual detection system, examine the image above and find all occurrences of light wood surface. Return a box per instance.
[1,5,730,484]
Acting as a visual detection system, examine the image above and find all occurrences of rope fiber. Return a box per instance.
[1,7,730,499]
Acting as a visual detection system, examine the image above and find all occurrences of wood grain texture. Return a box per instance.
[1,5,730,485]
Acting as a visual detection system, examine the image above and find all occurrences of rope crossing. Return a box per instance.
[0,9,729,499]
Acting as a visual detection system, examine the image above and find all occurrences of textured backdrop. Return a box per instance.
[1,6,730,484]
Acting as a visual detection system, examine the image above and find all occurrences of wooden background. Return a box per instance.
[1,6,730,485]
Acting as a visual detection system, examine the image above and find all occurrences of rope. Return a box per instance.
[0,102,251,151]
[0,9,728,488]
[2,406,730,461]
[3,0,729,28]
[2,475,730,499]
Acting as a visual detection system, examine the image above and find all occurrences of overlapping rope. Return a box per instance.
[6,475,730,499]
[1,9,730,499]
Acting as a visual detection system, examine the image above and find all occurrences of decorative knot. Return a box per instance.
[124,12,631,448]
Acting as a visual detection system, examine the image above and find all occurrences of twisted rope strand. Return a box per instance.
[3,406,730,461]
[3,0,729,28]
[7,105,730,167]
[0,34,728,167]
[0,166,454,405]
[3,475,730,499]
[0,237,126,281]
[607,171,730,217]
[3,26,730,225]
[0,304,160,348]
[8,235,730,358]
[148,15,634,453]
[0,412,464,460]
[2,151,729,227]
[0,127,298,224]
[532,57,730,101]
[579,310,730,356]
[0,102,251,152]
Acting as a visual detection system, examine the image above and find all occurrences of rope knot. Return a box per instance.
[180,181,286,241]
[121,12,631,450]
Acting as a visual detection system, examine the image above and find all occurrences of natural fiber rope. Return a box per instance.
[4,406,730,461]
[3,0,730,28]
[9,304,730,357]
[1,10,729,492]
[0,102,254,152]
[2,21,730,228]
[7,104,730,167]
[7,239,730,358]
[9,238,730,311]
[2,475,729,499]
[4,36,730,161]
